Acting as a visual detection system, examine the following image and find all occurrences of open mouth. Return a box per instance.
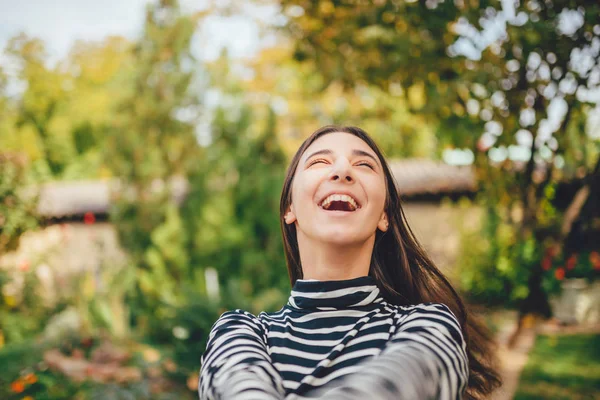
[319,194,360,212]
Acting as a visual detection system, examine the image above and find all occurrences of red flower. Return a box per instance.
[10,380,25,393]
[566,254,577,270]
[84,212,96,225]
[541,256,552,271]
[555,267,565,281]
[590,251,600,265]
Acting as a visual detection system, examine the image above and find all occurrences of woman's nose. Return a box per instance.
[329,160,354,183]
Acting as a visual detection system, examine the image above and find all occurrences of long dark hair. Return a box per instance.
[279,125,501,399]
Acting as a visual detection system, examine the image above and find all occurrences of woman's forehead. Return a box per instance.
[301,132,375,160]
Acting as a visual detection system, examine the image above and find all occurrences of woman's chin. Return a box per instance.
[317,230,369,247]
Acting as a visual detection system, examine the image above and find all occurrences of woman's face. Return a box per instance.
[285,132,389,246]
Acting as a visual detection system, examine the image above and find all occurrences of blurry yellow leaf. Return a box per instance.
[457,84,470,101]
[452,102,465,117]
[407,81,426,110]
[319,1,334,15]
[427,72,439,84]
[4,295,17,308]
[395,20,407,33]
[382,12,395,23]
[440,106,451,118]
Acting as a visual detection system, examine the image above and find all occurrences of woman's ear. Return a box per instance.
[377,212,389,232]
[284,204,297,225]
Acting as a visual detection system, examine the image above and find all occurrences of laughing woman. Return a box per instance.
[198,126,501,400]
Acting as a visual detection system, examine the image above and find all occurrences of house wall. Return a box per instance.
[0,223,126,303]
[402,202,483,278]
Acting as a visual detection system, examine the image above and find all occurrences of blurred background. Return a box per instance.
[0,0,599,399]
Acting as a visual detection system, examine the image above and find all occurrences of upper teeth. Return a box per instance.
[320,194,359,210]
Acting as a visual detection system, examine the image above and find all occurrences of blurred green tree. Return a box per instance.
[279,0,600,312]
[0,65,38,255]
[183,51,290,312]
[4,35,71,178]
[0,153,38,255]
[104,0,205,320]
[243,44,438,158]
[1,35,136,181]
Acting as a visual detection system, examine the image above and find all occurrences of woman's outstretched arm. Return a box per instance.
[299,303,469,400]
[199,310,286,400]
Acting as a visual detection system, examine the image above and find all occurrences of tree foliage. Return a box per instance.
[280,0,600,307]
[0,154,38,255]
[182,51,291,311]
[243,43,438,158]
[103,0,205,318]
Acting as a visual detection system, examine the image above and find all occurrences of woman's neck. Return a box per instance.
[297,233,375,281]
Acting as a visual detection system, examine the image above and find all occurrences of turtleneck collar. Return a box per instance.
[286,275,384,311]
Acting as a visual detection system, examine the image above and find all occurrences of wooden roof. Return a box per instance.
[34,177,188,218]
[388,159,477,196]
[34,160,476,217]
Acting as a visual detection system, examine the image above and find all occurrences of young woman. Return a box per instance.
[199,126,501,400]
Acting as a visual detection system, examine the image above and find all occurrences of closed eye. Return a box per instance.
[308,159,375,169]
[357,162,375,170]
[308,158,328,167]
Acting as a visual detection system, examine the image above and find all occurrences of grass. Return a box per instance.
[514,333,600,400]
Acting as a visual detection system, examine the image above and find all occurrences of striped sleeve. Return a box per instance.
[303,303,469,400]
[198,310,286,400]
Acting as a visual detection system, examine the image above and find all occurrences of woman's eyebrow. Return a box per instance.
[352,149,379,165]
[304,149,332,162]
[304,148,379,166]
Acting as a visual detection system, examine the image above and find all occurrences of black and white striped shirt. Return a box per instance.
[199,276,468,399]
